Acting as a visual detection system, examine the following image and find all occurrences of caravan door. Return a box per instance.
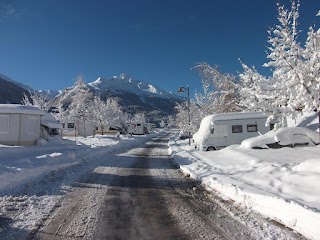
[214,124,227,148]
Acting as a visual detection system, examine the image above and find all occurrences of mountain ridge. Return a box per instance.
[88,73,182,100]
[0,75,30,104]
[0,73,183,120]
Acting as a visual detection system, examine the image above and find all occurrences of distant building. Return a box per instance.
[61,118,95,137]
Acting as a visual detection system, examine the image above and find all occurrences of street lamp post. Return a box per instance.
[178,85,191,145]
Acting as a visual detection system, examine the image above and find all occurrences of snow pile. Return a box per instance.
[0,104,44,115]
[169,138,320,240]
[63,135,121,148]
[241,127,319,148]
[192,114,212,145]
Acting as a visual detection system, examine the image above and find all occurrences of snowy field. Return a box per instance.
[170,137,320,240]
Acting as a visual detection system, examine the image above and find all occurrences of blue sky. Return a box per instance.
[0,0,319,95]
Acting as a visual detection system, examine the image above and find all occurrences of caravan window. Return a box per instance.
[247,124,257,132]
[210,127,214,134]
[232,125,242,133]
[68,123,75,129]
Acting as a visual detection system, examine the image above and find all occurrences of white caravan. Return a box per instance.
[126,122,147,135]
[193,112,274,151]
[144,123,156,134]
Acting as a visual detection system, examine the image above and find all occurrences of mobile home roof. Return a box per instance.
[210,111,269,123]
[0,104,45,115]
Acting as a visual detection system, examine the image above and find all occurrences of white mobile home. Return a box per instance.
[95,125,124,135]
[126,122,147,135]
[0,104,44,146]
[193,112,274,151]
[144,123,155,134]
[61,119,95,137]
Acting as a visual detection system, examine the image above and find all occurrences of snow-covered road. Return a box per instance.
[35,132,303,240]
[0,131,308,239]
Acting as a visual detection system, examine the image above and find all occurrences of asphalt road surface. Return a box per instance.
[35,132,303,240]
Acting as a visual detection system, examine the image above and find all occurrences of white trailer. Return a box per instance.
[0,104,44,146]
[126,122,147,135]
[95,125,125,135]
[193,112,274,151]
[144,123,156,134]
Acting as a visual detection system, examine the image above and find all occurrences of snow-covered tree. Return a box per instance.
[193,62,240,114]
[175,100,201,134]
[68,75,93,137]
[90,96,110,135]
[132,112,146,122]
[166,115,176,128]
[264,1,304,125]
[175,62,240,135]
[52,100,67,123]
[238,60,275,112]
[104,98,123,127]
[22,90,51,111]
[239,1,320,128]
[302,22,320,113]
[159,119,166,128]
[120,112,132,124]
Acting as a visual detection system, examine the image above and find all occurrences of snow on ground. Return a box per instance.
[0,133,152,237]
[1,119,320,239]
[169,137,320,240]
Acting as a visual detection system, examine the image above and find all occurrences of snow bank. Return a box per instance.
[169,137,320,240]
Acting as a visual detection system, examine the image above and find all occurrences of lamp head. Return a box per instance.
[178,87,184,93]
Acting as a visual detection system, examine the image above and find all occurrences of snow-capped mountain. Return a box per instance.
[88,73,180,100]
[88,74,183,117]
[0,72,183,120]
[56,74,183,120]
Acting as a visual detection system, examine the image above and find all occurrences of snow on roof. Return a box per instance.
[0,104,45,115]
[41,112,62,129]
[210,111,269,123]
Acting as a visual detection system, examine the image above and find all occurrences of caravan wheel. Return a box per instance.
[207,146,216,151]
